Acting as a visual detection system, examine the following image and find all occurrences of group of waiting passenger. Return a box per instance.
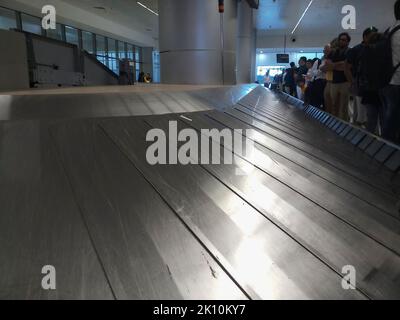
[279,0,400,145]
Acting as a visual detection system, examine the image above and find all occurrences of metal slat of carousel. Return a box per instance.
[0,85,399,300]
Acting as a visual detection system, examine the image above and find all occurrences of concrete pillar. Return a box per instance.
[141,47,154,76]
[236,0,256,83]
[159,0,237,85]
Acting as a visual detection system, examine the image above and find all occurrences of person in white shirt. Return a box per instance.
[304,59,315,104]
[381,0,400,143]
[311,57,325,81]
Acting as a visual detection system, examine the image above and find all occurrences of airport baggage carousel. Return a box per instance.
[0,85,399,300]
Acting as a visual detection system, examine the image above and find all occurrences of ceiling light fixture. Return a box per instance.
[291,0,313,34]
[137,2,159,16]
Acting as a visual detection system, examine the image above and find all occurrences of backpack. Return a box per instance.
[358,25,400,92]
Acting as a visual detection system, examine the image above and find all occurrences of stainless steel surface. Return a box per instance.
[136,114,400,299]
[50,120,247,300]
[0,85,399,299]
[225,98,400,195]
[0,121,114,299]
[205,110,399,218]
[173,112,400,255]
[0,84,256,121]
[100,117,364,300]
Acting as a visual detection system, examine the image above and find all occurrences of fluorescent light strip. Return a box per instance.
[137,1,159,16]
[291,0,314,34]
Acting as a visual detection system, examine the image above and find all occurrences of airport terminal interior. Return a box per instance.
[0,0,400,300]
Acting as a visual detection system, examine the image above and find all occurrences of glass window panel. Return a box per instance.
[82,31,94,54]
[153,50,160,65]
[118,41,126,59]
[21,14,42,35]
[98,56,107,66]
[65,25,79,46]
[135,46,141,62]
[109,58,119,75]
[46,23,63,40]
[96,35,106,55]
[135,46,141,80]
[108,38,117,58]
[153,50,160,83]
[0,7,17,30]
[127,44,134,60]
[96,35,107,66]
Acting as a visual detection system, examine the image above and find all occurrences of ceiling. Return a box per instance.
[63,0,396,41]
[6,0,394,47]
[66,0,159,40]
[256,0,397,36]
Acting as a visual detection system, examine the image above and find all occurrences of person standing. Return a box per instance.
[264,70,271,88]
[380,0,400,143]
[296,78,307,102]
[296,56,308,79]
[304,59,316,105]
[317,44,333,113]
[138,72,145,83]
[284,62,297,97]
[319,44,333,111]
[345,27,378,129]
[305,59,314,85]
[295,57,308,101]
[308,57,325,109]
[325,33,352,120]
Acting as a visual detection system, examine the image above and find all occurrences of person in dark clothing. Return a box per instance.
[296,56,308,78]
[138,72,145,83]
[345,27,380,132]
[284,62,297,97]
[380,0,400,143]
[324,33,352,120]
[308,58,325,109]
[295,57,308,100]
[271,72,281,90]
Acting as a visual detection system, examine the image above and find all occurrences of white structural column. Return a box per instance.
[159,0,238,85]
[236,0,256,83]
[141,47,154,75]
